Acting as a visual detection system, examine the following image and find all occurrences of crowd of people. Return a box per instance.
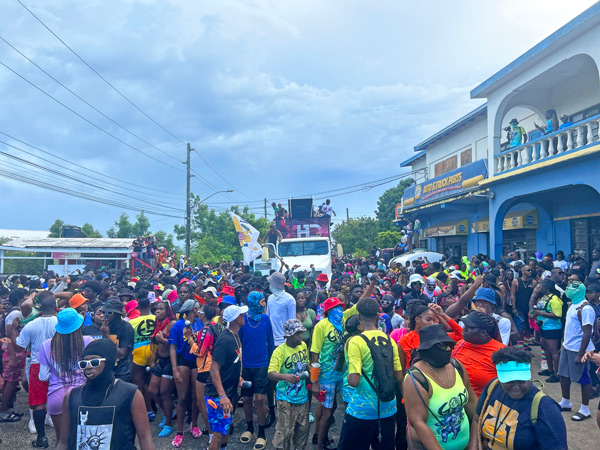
[1,247,600,449]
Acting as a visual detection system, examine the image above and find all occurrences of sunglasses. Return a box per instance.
[99,310,115,316]
[77,358,106,369]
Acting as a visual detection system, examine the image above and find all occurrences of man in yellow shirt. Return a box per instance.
[338,297,403,450]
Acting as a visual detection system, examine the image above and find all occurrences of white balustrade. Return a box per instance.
[494,116,600,175]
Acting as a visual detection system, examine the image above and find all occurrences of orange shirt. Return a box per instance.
[399,319,464,368]
[451,338,506,396]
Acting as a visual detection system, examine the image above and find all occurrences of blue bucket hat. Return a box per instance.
[56,308,84,335]
[473,287,496,305]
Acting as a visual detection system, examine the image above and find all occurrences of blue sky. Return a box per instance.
[0,0,597,235]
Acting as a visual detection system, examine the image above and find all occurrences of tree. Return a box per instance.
[153,230,180,255]
[332,218,379,255]
[81,223,102,238]
[110,213,135,238]
[374,231,404,249]
[375,178,413,231]
[132,212,150,237]
[48,219,65,237]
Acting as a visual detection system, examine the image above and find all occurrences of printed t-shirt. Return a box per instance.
[268,341,309,404]
[311,318,343,383]
[169,318,202,361]
[563,303,595,352]
[451,338,506,396]
[346,329,402,420]
[128,314,156,349]
[534,295,562,330]
[16,316,58,363]
[81,324,103,339]
[205,329,242,401]
[476,380,567,450]
[107,319,134,380]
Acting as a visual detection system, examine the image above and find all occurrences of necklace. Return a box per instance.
[245,313,261,328]
[425,362,450,389]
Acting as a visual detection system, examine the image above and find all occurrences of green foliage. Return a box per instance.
[375,178,412,231]
[105,212,150,238]
[132,212,150,237]
[153,230,181,255]
[175,202,270,263]
[81,223,102,238]
[332,218,378,255]
[48,219,65,237]
[375,231,404,249]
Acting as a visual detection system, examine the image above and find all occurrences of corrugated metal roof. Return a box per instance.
[0,238,133,250]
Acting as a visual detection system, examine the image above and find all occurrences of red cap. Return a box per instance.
[220,285,235,297]
[317,273,329,283]
[323,297,345,314]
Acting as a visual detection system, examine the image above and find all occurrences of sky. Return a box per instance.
[0,0,598,236]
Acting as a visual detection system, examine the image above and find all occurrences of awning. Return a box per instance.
[503,209,538,230]
[471,218,490,233]
[424,219,468,238]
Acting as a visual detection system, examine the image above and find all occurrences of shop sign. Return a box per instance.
[402,159,488,208]
[52,252,81,259]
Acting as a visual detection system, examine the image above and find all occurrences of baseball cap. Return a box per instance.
[482,274,499,290]
[179,299,199,314]
[409,274,424,285]
[473,287,496,305]
[283,319,307,337]
[223,305,249,327]
[450,271,464,280]
[202,287,218,297]
[461,311,496,335]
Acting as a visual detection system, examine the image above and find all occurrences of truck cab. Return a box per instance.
[276,237,332,279]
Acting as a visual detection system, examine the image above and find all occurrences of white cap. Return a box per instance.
[201,286,218,297]
[409,274,424,284]
[426,277,436,284]
[223,305,248,327]
[450,270,464,280]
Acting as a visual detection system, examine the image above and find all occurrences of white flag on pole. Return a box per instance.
[230,211,263,265]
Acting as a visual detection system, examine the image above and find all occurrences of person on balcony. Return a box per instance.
[559,114,573,129]
[507,118,527,148]
[534,109,559,135]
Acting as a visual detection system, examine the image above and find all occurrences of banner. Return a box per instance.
[402,159,488,209]
[230,212,263,265]
[276,216,330,239]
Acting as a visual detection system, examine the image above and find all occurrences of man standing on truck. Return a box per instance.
[321,199,336,223]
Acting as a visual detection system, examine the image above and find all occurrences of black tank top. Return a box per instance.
[68,379,137,450]
[515,278,534,311]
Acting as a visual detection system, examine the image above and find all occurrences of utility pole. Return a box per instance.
[264,198,268,219]
[185,143,192,258]
[346,208,350,222]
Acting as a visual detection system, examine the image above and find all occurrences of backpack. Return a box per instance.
[195,323,223,359]
[576,302,600,345]
[358,333,396,404]
[476,379,545,449]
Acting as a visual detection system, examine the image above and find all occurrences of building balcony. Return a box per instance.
[494,114,600,175]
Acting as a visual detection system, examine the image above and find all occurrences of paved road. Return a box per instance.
[1,347,599,449]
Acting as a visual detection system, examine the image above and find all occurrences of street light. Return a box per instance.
[186,189,234,255]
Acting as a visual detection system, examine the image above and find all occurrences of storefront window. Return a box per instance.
[502,229,536,260]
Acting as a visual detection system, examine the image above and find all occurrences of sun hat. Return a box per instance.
[223,305,249,327]
[409,274,424,285]
[202,286,218,297]
[179,299,199,314]
[69,293,87,309]
[322,297,345,314]
[482,274,499,290]
[118,288,134,298]
[125,300,139,316]
[496,361,531,383]
[317,273,329,283]
[221,285,235,297]
[219,295,236,307]
[55,308,84,335]
[283,319,307,337]
[417,324,455,351]
[473,287,496,304]
[267,272,285,290]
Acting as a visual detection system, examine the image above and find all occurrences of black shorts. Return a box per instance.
[150,355,173,379]
[176,354,197,370]
[540,329,563,341]
[197,371,211,383]
[241,367,269,396]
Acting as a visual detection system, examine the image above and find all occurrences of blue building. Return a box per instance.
[399,2,600,261]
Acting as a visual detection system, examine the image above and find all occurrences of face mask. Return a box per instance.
[566,283,586,304]
[328,306,344,332]
[419,346,452,368]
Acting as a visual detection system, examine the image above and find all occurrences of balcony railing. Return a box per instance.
[495,114,600,175]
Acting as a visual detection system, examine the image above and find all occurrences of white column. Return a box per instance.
[540,138,548,159]
[0,250,4,274]
[567,130,574,150]
[586,123,594,145]
[522,146,531,164]
[558,132,566,152]
[577,126,585,147]
[548,136,556,155]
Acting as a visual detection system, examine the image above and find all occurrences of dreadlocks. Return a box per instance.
[50,328,85,384]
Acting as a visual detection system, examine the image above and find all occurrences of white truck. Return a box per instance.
[276,236,332,279]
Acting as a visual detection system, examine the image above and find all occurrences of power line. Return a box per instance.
[0,60,184,173]
[0,142,185,213]
[0,35,183,164]
[15,0,186,145]
[192,151,252,200]
[0,131,185,199]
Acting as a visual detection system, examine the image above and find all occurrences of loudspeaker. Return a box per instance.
[288,198,313,219]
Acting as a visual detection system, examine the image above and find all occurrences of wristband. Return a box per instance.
[219,394,227,400]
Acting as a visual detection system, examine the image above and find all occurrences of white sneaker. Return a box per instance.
[29,418,36,434]
[309,412,315,423]
[45,414,54,427]
[540,359,548,371]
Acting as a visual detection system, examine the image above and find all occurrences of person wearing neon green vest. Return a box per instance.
[403,324,477,450]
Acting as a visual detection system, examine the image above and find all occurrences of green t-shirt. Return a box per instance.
[268,341,309,404]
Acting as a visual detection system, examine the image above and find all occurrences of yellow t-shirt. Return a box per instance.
[268,341,309,404]
[129,314,156,349]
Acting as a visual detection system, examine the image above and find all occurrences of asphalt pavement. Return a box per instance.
[1,346,599,449]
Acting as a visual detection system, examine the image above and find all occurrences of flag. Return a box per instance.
[230,211,263,265]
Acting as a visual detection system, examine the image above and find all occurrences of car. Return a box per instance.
[389,249,444,267]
